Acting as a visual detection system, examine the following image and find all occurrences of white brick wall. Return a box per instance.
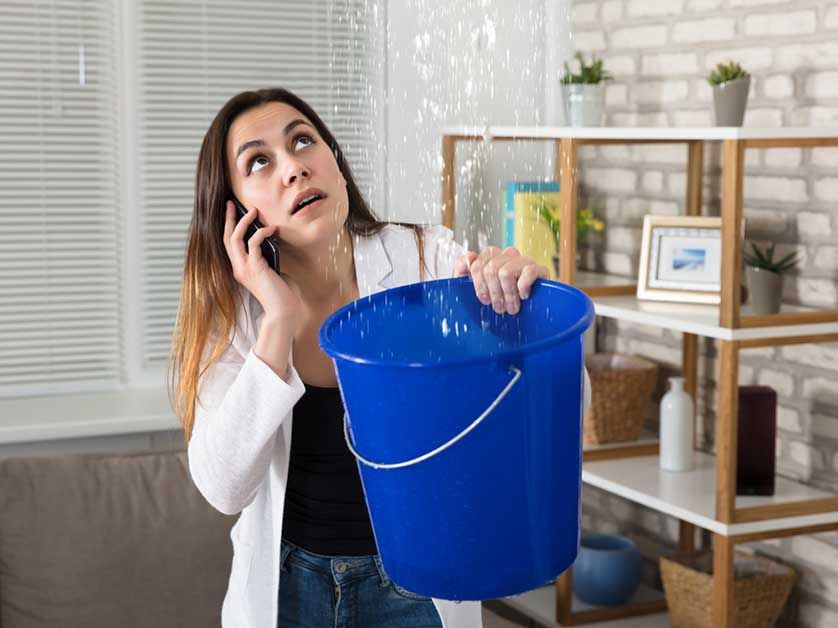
[641,52,700,76]
[731,0,791,6]
[777,42,838,71]
[611,25,668,48]
[744,176,808,203]
[601,0,622,22]
[814,178,838,202]
[705,47,773,71]
[758,369,795,397]
[573,2,598,23]
[814,247,838,270]
[763,148,802,168]
[812,414,838,440]
[569,0,838,623]
[744,11,817,37]
[762,75,794,100]
[572,30,607,51]
[603,54,637,75]
[673,18,736,43]
[627,0,684,17]
[806,72,838,99]
[796,212,833,238]
[778,406,802,433]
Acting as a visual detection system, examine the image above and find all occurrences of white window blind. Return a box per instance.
[139,0,386,366]
[0,0,121,398]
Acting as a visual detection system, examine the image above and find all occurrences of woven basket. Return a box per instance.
[660,551,795,628]
[583,353,658,445]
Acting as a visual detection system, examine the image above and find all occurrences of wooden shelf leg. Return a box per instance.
[442,135,456,230]
[720,139,744,329]
[558,138,579,285]
[712,533,735,628]
[683,332,699,449]
[556,567,573,625]
[686,140,704,217]
[679,520,696,554]
[716,340,739,523]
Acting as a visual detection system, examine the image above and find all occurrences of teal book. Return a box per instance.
[504,181,561,247]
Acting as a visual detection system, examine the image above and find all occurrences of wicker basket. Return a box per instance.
[583,353,658,445]
[660,551,795,628]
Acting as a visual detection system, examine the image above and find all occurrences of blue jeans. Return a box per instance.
[278,539,443,628]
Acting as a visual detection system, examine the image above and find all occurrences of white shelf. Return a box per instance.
[591,293,838,341]
[582,453,838,537]
[497,583,670,627]
[0,387,179,445]
[443,125,838,141]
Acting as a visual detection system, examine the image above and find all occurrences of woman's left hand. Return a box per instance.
[454,246,549,315]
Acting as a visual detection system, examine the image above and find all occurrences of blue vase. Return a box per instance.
[572,534,642,606]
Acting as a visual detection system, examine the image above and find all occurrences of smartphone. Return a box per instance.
[232,197,280,274]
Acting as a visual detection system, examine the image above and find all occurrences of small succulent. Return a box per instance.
[561,51,612,85]
[744,242,799,274]
[707,61,749,87]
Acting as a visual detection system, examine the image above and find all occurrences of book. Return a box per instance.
[504,182,561,279]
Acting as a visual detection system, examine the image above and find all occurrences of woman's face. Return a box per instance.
[225,101,349,249]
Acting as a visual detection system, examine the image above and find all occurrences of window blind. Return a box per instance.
[138,0,385,365]
[0,0,121,398]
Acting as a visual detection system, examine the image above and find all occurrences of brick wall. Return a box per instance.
[569,1,838,625]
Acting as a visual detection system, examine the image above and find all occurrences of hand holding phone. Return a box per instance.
[232,197,281,274]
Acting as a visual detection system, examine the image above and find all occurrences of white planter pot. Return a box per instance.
[562,83,605,127]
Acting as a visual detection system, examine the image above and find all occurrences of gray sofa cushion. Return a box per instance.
[0,449,234,628]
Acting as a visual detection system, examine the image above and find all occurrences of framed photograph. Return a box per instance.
[637,215,723,304]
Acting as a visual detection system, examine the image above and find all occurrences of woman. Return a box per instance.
[168,88,553,628]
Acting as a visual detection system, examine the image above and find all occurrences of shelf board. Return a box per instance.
[582,453,838,537]
[591,293,838,341]
[496,583,670,627]
[442,125,838,142]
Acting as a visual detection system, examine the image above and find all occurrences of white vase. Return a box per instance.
[659,377,694,472]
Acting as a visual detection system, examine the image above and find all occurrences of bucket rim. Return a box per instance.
[318,277,595,368]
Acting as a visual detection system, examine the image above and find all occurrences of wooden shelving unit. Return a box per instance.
[441,126,838,627]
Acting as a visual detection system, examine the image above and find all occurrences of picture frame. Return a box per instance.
[637,215,723,304]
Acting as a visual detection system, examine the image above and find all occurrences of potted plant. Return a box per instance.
[743,242,798,315]
[561,51,612,127]
[533,199,605,278]
[707,61,750,126]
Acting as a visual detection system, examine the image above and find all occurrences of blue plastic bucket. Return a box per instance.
[319,277,594,600]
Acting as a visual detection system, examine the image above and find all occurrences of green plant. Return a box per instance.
[533,199,605,253]
[707,61,749,86]
[561,51,612,85]
[743,242,798,274]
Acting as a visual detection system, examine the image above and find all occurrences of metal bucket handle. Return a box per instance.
[344,365,522,470]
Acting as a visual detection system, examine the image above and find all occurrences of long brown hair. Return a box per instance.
[167,88,425,443]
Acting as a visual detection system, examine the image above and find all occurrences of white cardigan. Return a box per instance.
[188,224,591,627]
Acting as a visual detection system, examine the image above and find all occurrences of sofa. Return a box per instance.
[0,448,235,628]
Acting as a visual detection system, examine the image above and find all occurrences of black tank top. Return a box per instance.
[281,383,378,556]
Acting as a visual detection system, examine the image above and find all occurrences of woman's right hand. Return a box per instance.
[223,201,302,334]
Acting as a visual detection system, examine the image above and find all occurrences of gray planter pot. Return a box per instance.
[746,265,783,315]
[712,75,750,126]
[562,83,605,127]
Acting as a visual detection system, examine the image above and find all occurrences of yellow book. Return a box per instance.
[513,191,560,279]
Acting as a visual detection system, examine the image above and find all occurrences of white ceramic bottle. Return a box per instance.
[659,377,694,472]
